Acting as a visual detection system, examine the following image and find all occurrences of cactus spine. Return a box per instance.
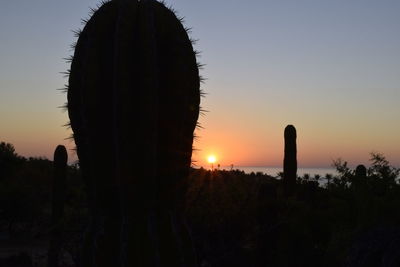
[48,145,68,267]
[66,0,201,266]
[283,125,297,196]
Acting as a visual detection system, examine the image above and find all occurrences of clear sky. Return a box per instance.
[1,0,399,168]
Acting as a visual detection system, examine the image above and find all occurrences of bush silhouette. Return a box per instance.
[0,141,399,266]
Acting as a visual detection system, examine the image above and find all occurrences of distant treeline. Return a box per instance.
[1,142,400,266]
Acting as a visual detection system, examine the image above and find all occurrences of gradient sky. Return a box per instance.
[1,0,399,168]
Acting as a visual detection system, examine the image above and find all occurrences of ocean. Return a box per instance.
[217,166,337,178]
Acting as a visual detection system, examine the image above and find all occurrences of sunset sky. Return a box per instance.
[1,0,399,168]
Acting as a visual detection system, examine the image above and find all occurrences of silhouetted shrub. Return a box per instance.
[1,142,400,267]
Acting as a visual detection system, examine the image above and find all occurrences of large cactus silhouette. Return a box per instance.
[283,125,297,196]
[66,0,201,266]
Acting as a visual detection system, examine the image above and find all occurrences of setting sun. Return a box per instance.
[207,155,217,164]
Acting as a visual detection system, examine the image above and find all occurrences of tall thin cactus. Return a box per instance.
[48,145,68,267]
[66,0,201,266]
[283,125,297,196]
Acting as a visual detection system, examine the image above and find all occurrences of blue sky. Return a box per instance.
[1,0,399,167]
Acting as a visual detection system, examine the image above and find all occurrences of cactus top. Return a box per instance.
[54,145,68,165]
[284,125,296,139]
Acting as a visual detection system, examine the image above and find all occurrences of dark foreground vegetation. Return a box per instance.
[1,141,400,266]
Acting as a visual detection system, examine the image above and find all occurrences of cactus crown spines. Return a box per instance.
[64,1,203,62]
[54,145,68,166]
[62,0,205,104]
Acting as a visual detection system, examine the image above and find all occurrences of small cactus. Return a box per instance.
[283,125,297,196]
[48,145,68,267]
[355,164,367,178]
[352,164,367,187]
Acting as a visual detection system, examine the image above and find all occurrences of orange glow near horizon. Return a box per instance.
[190,118,400,169]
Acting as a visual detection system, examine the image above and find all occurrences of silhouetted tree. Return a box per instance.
[368,152,399,186]
[0,141,24,179]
